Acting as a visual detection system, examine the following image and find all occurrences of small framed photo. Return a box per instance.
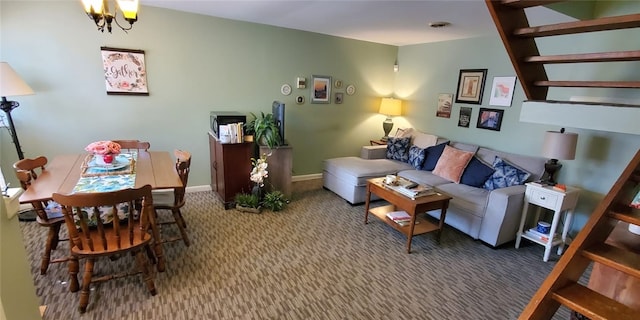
[100,46,149,95]
[458,107,472,128]
[311,75,331,104]
[436,93,453,118]
[489,76,517,107]
[296,95,305,105]
[455,69,487,104]
[476,108,504,131]
[334,92,343,104]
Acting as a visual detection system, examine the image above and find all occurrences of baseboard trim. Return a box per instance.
[186,173,322,193]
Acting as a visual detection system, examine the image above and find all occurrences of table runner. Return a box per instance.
[73,152,137,193]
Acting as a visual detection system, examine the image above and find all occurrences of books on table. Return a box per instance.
[385,210,419,226]
[524,227,558,243]
[385,178,435,199]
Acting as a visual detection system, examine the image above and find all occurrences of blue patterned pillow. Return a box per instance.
[460,157,495,187]
[386,137,411,162]
[483,156,531,191]
[422,142,449,171]
[408,145,426,169]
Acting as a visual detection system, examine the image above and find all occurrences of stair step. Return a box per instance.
[525,50,640,64]
[582,243,640,279]
[552,283,638,320]
[533,80,640,89]
[500,0,564,9]
[515,13,640,37]
[608,208,640,226]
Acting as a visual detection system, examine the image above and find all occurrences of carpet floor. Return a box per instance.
[19,179,584,319]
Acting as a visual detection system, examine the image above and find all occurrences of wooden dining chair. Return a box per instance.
[112,139,151,151]
[52,185,158,313]
[13,156,70,275]
[152,149,191,246]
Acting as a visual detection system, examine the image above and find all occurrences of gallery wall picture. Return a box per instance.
[454,69,487,104]
[100,46,148,95]
[458,107,472,128]
[311,75,331,104]
[489,76,517,107]
[436,93,453,118]
[476,108,504,131]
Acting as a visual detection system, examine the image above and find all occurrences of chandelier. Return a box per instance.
[82,0,139,33]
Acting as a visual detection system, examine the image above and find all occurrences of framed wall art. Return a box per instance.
[100,47,148,95]
[476,108,504,131]
[489,76,517,107]
[334,92,343,104]
[436,93,453,118]
[311,75,332,104]
[458,107,472,128]
[454,69,487,104]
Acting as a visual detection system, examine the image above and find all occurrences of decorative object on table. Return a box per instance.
[537,221,551,234]
[540,128,578,186]
[280,83,292,96]
[489,76,517,107]
[100,47,148,95]
[0,62,35,161]
[85,140,122,165]
[455,69,487,105]
[334,92,343,104]
[458,106,472,128]
[476,108,504,131]
[345,84,356,95]
[82,0,139,33]
[311,75,331,104]
[379,97,403,141]
[250,112,283,148]
[436,93,453,118]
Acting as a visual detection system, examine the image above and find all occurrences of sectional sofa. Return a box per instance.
[323,129,547,247]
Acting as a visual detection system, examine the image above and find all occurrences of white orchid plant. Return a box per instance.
[250,153,269,187]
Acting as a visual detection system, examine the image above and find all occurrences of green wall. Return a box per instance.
[0,1,397,187]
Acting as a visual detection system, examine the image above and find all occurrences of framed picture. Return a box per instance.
[334,92,343,104]
[476,108,504,131]
[458,107,472,128]
[489,76,517,107]
[311,75,331,104]
[100,46,148,95]
[436,93,453,118]
[455,69,487,104]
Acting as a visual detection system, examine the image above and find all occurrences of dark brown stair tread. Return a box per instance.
[608,209,640,226]
[533,80,640,88]
[582,243,640,278]
[500,0,564,9]
[552,283,638,320]
[514,13,640,37]
[525,50,640,63]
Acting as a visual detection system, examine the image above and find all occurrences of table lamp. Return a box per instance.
[541,128,578,185]
[0,62,35,160]
[379,97,402,141]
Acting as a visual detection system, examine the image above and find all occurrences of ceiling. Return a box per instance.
[142,0,505,46]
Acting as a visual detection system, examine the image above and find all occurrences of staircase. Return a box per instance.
[485,0,640,106]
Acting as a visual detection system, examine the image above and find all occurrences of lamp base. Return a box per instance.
[541,159,562,186]
[382,117,394,141]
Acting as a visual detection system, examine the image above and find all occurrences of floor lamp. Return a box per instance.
[0,62,35,220]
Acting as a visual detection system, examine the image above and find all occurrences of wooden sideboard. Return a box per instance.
[208,132,253,209]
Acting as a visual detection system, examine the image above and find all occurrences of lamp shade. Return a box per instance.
[0,62,34,97]
[542,130,578,160]
[379,98,402,116]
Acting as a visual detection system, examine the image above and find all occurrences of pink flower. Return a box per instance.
[85,141,121,155]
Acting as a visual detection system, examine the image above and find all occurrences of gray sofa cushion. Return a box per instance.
[436,183,490,218]
[323,157,412,186]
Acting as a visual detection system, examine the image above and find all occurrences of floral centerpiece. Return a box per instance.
[250,153,269,197]
[85,140,121,165]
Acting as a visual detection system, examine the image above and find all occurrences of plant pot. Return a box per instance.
[244,135,254,142]
[235,204,261,214]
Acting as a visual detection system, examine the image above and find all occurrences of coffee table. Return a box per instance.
[364,177,452,253]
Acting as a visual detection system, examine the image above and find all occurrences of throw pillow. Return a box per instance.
[460,156,495,187]
[483,156,532,191]
[385,137,411,162]
[421,141,449,171]
[408,145,426,169]
[432,145,475,183]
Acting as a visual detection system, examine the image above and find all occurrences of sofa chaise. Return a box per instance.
[323,129,547,247]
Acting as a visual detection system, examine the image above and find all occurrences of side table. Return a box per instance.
[515,182,581,262]
[370,139,386,146]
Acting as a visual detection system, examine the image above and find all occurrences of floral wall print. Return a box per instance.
[100,47,149,95]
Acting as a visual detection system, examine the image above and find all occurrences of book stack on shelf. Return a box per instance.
[524,227,559,244]
[385,210,416,227]
[385,178,435,200]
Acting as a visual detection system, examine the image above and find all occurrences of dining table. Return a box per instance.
[19,151,182,277]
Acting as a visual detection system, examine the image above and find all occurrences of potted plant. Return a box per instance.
[251,112,282,148]
[243,113,256,142]
[262,190,288,212]
[234,192,261,213]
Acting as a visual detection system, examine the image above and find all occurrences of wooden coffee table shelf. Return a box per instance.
[365,177,452,253]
